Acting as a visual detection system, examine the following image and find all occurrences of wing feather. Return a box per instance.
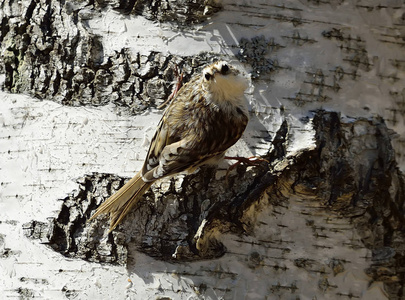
[141,94,248,182]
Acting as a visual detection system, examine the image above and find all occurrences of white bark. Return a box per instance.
[1,0,404,299]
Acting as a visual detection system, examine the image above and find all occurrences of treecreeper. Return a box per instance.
[90,61,250,231]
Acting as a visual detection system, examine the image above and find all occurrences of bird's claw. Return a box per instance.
[224,156,268,182]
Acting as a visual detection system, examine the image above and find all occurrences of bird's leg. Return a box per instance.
[224,156,268,181]
[158,64,184,109]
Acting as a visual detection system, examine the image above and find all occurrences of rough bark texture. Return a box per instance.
[104,0,222,24]
[1,0,405,299]
[0,0,220,112]
[22,110,405,297]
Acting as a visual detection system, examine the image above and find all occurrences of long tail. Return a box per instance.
[90,171,153,231]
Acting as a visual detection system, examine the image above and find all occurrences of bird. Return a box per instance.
[90,61,250,231]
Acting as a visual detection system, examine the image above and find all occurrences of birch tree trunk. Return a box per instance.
[1,0,404,299]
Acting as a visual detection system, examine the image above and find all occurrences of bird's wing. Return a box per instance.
[141,102,248,182]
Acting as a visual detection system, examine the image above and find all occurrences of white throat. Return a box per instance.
[210,74,249,102]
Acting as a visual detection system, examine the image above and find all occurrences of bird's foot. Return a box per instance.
[224,156,268,181]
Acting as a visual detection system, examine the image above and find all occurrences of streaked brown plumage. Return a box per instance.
[90,61,249,231]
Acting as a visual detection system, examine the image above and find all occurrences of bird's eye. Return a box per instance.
[221,64,229,74]
[204,73,212,80]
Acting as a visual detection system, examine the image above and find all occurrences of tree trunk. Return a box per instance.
[1,0,404,299]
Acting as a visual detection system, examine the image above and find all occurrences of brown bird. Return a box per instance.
[90,61,249,231]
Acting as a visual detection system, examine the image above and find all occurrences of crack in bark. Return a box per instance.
[0,0,223,113]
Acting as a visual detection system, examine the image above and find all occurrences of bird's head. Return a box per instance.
[201,61,249,101]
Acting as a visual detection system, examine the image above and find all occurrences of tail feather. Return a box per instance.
[90,171,153,231]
